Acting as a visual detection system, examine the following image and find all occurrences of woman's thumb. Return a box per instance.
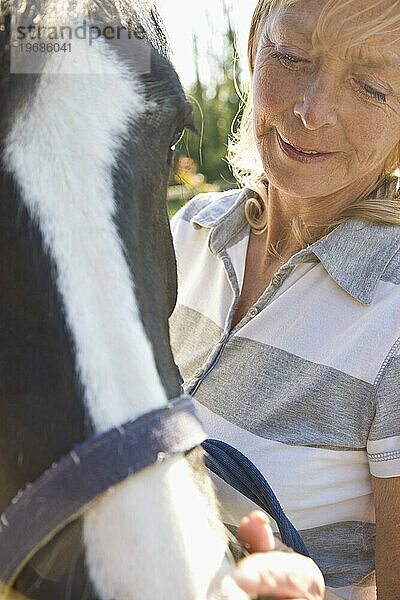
[236,510,275,553]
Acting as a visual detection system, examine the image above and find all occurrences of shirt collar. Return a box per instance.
[310,219,400,304]
[191,186,400,305]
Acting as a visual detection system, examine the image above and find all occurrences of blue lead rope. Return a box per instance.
[175,365,309,556]
[201,438,309,557]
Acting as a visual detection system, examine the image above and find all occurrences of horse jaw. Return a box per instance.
[83,456,248,600]
[4,30,247,600]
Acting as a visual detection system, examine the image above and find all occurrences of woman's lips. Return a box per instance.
[276,130,334,163]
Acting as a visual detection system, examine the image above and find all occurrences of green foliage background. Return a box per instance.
[168,4,244,217]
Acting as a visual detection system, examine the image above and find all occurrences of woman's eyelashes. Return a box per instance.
[270,47,389,104]
[270,49,308,68]
[358,83,387,104]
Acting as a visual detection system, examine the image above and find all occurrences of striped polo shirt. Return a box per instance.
[169,187,400,600]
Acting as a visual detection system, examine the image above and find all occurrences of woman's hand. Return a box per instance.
[232,511,325,600]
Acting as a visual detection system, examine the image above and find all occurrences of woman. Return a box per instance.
[170,0,400,598]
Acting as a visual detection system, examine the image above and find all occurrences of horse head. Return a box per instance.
[0,1,249,599]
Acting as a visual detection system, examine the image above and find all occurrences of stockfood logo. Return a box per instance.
[10,16,151,74]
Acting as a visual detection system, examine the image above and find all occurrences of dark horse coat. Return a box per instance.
[0,2,233,599]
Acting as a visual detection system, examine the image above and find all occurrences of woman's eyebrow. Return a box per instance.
[349,51,400,69]
[268,16,400,70]
[267,28,312,50]
[267,13,314,43]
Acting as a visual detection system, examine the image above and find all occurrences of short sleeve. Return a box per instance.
[367,352,400,478]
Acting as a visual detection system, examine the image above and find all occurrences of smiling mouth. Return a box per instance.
[277,131,333,160]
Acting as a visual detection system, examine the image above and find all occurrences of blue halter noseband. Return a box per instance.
[0,395,206,589]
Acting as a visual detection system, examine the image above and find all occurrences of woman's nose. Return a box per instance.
[293,72,338,130]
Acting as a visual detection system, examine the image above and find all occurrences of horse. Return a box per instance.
[0,1,249,598]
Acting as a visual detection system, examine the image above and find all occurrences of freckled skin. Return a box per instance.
[252,0,400,212]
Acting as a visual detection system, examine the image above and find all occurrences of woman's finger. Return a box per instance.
[237,510,275,553]
[233,551,325,600]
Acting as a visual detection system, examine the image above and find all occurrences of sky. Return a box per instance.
[156,1,258,89]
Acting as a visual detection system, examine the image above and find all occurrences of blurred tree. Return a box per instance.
[170,1,243,193]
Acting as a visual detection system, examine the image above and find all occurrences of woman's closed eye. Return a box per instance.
[271,50,308,69]
[359,82,387,104]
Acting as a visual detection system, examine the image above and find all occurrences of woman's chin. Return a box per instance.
[264,168,340,200]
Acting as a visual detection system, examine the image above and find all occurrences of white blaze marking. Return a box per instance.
[6,37,165,431]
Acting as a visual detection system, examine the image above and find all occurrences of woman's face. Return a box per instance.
[253,0,400,200]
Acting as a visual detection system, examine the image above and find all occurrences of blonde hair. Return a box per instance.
[227,0,400,247]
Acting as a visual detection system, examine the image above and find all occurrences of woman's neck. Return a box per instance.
[260,170,385,262]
